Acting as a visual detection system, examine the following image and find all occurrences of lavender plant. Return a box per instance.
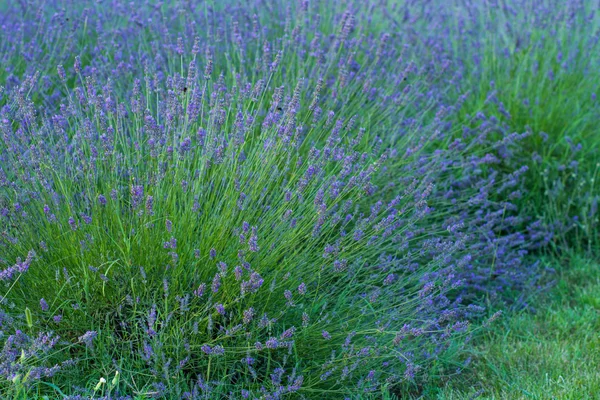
[404,0,600,251]
[0,70,471,399]
[0,5,469,398]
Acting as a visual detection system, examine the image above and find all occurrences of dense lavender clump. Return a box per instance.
[401,0,600,250]
[0,0,588,398]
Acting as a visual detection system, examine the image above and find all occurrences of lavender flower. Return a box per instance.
[248,227,259,252]
[145,195,154,215]
[265,337,279,349]
[243,307,255,324]
[1,251,35,281]
[74,56,81,73]
[78,331,98,349]
[40,298,49,312]
[298,283,307,295]
[130,185,144,208]
[194,283,206,297]
[57,65,66,81]
[211,273,221,293]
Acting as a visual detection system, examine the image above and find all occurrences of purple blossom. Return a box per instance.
[237,192,247,210]
[163,236,177,249]
[241,271,264,295]
[130,185,144,208]
[248,227,259,252]
[265,337,279,349]
[74,56,81,73]
[218,261,228,276]
[383,274,396,285]
[280,326,296,339]
[298,283,307,295]
[57,64,66,81]
[243,307,255,324]
[0,251,35,281]
[302,312,310,328]
[202,344,225,356]
[234,265,243,280]
[145,195,154,215]
[40,298,49,311]
[212,273,221,293]
[78,331,98,349]
[179,137,192,154]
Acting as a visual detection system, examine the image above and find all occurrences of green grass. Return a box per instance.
[402,254,600,399]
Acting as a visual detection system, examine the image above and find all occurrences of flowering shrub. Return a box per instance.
[0,0,588,398]
[407,0,600,250]
[0,60,470,398]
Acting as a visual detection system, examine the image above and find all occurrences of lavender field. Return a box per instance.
[0,1,598,399]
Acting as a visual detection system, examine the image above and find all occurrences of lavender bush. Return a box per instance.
[0,0,593,398]
[406,0,600,251]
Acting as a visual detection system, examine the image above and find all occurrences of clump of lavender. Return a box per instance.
[412,0,600,251]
